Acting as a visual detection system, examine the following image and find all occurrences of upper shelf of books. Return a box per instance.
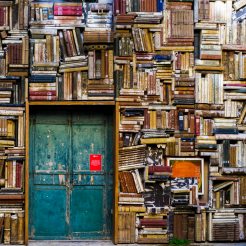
[29,1,114,32]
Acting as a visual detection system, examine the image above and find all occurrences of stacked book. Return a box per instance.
[213,118,238,134]
[0,211,25,244]
[29,1,85,31]
[84,3,113,43]
[120,107,145,132]
[119,145,146,171]
[163,2,194,46]
[119,169,144,194]
[118,192,144,206]
[29,75,57,101]
[195,136,217,151]
[1,31,29,77]
[195,72,223,104]
[211,211,240,241]
[146,165,172,181]
[136,212,168,243]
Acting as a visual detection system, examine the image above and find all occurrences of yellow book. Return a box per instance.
[7,119,15,138]
[141,137,175,144]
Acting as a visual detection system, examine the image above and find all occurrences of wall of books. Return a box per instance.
[0,0,27,244]
[114,0,246,244]
[1,0,246,244]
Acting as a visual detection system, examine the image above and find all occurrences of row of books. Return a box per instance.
[0,211,24,244]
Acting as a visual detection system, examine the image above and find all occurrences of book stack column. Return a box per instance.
[195,0,246,242]
[114,0,246,244]
[114,0,176,243]
[85,2,114,100]
[29,0,87,101]
[0,0,27,244]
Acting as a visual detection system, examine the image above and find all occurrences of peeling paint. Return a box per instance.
[58,174,65,185]
[90,175,94,185]
[91,143,94,153]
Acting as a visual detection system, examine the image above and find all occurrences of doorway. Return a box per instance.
[29,106,113,240]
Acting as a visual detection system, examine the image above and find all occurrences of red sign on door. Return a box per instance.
[90,154,102,171]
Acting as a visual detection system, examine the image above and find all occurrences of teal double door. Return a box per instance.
[29,107,113,240]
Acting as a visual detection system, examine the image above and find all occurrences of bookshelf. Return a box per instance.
[0,0,27,244]
[114,0,246,244]
[1,0,246,244]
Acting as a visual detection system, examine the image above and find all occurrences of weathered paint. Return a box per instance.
[29,109,113,240]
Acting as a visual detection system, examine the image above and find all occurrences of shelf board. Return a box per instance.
[28,100,115,106]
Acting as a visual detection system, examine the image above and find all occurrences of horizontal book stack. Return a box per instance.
[119,145,146,171]
[119,107,145,132]
[136,212,168,243]
[146,165,172,181]
[196,136,217,152]
[29,1,85,32]
[0,78,24,105]
[83,2,113,46]
[114,0,164,14]
[210,211,240,241]
[29,75,57,101]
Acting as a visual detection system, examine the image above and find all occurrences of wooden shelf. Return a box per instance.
[28,101,115,106]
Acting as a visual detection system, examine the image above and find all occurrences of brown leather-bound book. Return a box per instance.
[10,214,18,244]
[4,213,10,244]
[0,213,4,243]
[17,212,24,244]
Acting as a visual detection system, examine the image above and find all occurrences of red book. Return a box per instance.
[29,91,56,96]
[16,162,23,188]
[140,218,167,227]
[195,115,200,136]
[54,10,83,16]
[121,0,126,14]
[54,6,82,11]
[29,95,57,101]
[200,54,221,60]
[148,166,172,174]
[114,0,120,14]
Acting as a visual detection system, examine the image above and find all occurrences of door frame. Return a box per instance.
[25,102,116,243]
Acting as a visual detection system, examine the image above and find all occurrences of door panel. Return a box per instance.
[29,108,113,240]
[31,188,67,238]
[70,187,104,238]
[71,121,106,238]
[30,122,69,239]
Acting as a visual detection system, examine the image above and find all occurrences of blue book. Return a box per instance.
[157,0,164,12]
[178,111,184,131]
[153,54,172,61]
